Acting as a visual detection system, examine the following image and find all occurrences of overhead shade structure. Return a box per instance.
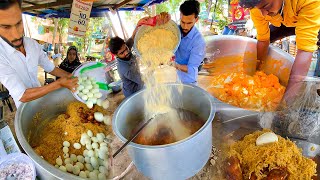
[22,0,167,18]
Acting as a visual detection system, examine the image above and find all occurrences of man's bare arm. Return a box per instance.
[256,40,270,70]
[20,75,78,102]
[49,67,71,77]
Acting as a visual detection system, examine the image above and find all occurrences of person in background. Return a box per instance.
[58,46,82,73]
[52,48,62,67]
[0,0,78,108]
[108,13,171,98]
[109,36,144,98]
[47,51,53,61]
[239,0,320,103]
[173,0,206,85]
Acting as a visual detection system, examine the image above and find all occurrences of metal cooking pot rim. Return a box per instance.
[133,20,182,57]
[206,35,294,62]
[112,83,216,149]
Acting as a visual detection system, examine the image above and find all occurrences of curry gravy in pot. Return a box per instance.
[133,109,205,145]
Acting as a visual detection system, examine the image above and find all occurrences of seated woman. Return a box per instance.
[58,46,82,74]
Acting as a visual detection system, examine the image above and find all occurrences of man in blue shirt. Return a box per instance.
[174,0,206,85]
[108,13,171,98]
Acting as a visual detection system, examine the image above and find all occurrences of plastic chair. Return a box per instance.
[222,26,230,35]
[0,85,13,112]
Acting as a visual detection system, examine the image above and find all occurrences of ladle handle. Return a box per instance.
[0,140,7,160]
[0,106,3,121]
[113,116,154,158]
[0,106,7,159]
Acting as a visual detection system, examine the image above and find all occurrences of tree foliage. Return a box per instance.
[57,18,69,44]
[156,0,182,21]
[205,0,229,30]
[73,17,106,54]
[124,0,183,23]
[124,11,147,25]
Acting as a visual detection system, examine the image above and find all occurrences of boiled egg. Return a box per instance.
[256,132,278,146]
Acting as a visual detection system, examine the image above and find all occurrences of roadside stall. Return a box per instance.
[1,0,319,179]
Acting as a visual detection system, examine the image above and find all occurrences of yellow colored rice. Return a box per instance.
[229,129,317,180]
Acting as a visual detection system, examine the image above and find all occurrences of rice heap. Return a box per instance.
[208,71,285,111]
[137,28,177,67]
[136,23,179,116]
[32,102,112,165]
[135,22,201,144]
[228,129,317,180]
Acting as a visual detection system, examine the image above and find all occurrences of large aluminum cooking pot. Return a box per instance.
[15,88,84,180]
[112,83,216,180]
[133,20,181,57]
[205,35,294,120]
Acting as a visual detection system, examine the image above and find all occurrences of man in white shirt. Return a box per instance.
[0,0,78,108]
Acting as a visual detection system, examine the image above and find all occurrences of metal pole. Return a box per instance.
[105,12,118,37]
[113,0,133,10]
[210,0,217,28]
[151,4,156,17]
[23,14,32,38]
[116,10,127,41]
[52,18,58,50]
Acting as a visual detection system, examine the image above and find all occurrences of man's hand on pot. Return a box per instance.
[167,56,176,67]
[282,75,306,105]
[137,17,154,27]
[57,75,79,92]
[156,12,171,25]
[136,12,171,27]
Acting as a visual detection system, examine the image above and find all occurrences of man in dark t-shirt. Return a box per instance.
[109,37,144,97]
[108,12,170,97]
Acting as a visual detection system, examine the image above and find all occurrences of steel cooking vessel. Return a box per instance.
[112,83,216,180]
[15,88,85,180]
[133,20,181,57]
[205,35,294,120]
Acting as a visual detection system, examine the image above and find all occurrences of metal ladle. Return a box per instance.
[112,115,155,158]
[113,107,173,158]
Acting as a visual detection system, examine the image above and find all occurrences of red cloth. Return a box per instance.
[137,16,157,27]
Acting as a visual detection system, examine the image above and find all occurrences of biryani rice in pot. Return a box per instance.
[30,101,113,179]
[224,129,317,180]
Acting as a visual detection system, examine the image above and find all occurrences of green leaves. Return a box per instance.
[156,0,182,15]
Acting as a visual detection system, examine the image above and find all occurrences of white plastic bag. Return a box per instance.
[260,79,320,139]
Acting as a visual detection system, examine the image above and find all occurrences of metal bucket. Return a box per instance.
[112,83,216,180]
[205,35,294,120]
[133,20,181,57]
[14,88,84,180]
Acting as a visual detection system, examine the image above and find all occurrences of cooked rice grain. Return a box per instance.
[229,129,317,179]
